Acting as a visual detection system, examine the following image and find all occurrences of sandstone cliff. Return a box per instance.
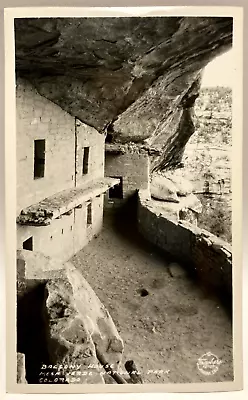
[15,16,233,171]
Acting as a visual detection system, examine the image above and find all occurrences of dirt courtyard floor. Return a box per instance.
[71,204,233,384]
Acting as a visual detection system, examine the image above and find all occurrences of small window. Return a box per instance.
[87,203,92,226]
[82,147,90,175]
[109,177,123,199]
[34,139,45,179]
[23,237,33,251]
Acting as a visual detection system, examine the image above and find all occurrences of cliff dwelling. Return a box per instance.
[13,14,235,386]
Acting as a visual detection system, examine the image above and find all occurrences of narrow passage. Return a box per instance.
[71,205,233,384]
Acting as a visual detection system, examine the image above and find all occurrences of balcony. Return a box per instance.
[17,178,120,226]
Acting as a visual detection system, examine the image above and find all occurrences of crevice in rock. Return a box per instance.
[17,282,51,383]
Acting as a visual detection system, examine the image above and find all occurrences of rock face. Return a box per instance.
[17,353,27,383]
[163,170,193,197]
[181,87,232,242]
[17,250,124,384]
[149,170,202,224]
[15,17,233,170]
[150,174,180,203]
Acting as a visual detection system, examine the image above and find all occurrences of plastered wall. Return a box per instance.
[16,78,105,261]
[16,78,75,216]
[75,120,105,187]
[17,213,75,262]
[17,195,104,262]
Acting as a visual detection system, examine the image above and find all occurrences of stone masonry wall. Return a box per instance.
[75,120,105,188]
[17,195,104,262]
[105,152,150,207]
[137,190,232,296]
[16,77,76,216]
[17,212,75,262]
[16,78,106,262]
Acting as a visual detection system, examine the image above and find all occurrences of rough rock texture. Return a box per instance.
[15,17,233,170]
[151,170,195,199]
[144,187,202,225]
[181,87,232,242]
[17,353,27,383]
[17,250,124,384]
[163,169,193,197]
[150,174,180,203]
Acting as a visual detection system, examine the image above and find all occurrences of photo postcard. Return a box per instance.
[4,5,243,394]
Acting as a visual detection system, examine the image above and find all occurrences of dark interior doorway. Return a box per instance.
[109,177,123,199]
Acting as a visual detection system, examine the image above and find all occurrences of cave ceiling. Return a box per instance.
[15,16,233,169]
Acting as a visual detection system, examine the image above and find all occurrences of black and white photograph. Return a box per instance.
[4,6,243,393]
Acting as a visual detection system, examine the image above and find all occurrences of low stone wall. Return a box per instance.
[137,190,232,297]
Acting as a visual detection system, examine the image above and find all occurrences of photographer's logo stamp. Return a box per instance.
[197,352,222,376]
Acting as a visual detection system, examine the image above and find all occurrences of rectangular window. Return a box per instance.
[82,147,90,175]
[23,237,33,251]
[109,177,123,199]
[34,139,45,179]
[87,202,92,226]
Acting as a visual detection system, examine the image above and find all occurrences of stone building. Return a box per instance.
[16,78,118,262]
[104,143,150,208]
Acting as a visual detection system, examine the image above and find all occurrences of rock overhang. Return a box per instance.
[15,16,233,170]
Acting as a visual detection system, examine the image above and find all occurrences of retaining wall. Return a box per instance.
[138,190,232,296]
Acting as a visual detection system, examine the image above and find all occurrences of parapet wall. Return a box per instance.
[137,190,232,296]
